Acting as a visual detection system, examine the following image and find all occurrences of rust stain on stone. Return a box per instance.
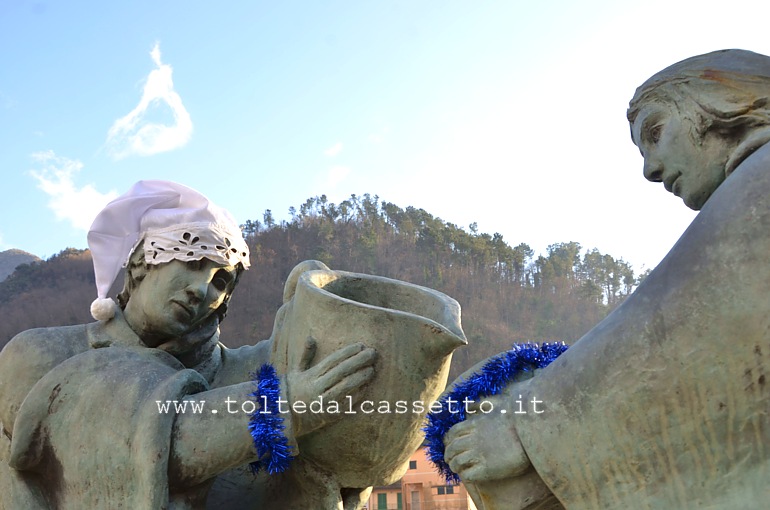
[701,69,736,85]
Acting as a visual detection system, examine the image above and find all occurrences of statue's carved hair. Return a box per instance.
[116,245,149,310]
[628,77,770,147]
[628,50,770,145]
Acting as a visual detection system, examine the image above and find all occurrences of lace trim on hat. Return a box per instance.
[141,222,250,268]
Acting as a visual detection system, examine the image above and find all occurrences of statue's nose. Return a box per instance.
[185,280,207,305]
[643,157,664,182]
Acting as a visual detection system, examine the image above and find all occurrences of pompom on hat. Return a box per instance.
[87,180,250,321]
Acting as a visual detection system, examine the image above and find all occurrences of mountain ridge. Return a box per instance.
[0,249,41,282]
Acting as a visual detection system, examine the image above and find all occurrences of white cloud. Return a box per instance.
[324,142,343,157]
[105,42,193,159]
[29,151,118,231]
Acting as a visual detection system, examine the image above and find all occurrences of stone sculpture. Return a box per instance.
[442,49,770,509]
[0,180,466,509]
[250,265,467,509]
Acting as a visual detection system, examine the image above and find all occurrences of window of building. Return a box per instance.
[397,492,402,510]
[377,493,387,509]
[437,485,455,495]
[408,460,417,469]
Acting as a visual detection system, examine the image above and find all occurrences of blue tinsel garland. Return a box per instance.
[248,364,294,474]
[423,342,569,484]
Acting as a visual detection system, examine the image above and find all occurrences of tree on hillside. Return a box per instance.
[0,195,642,378]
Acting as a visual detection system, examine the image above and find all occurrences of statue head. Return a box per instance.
[628,49,770,210]
[87,181,250,343]
[115,241,245,344]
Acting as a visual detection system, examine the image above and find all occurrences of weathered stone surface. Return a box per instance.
[266,268,466,504]
[444,49,770,509]
[0,223,465,508]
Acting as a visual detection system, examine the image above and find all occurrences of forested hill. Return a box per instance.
[0,249,40,282]
[0,194,646,376]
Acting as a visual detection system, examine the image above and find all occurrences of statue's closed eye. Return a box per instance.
[646,124,663,145]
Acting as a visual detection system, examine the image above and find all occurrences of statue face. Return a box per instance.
[632,102,730,210]
[124,258,238,347]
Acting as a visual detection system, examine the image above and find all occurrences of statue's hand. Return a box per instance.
[444,396,531,482]
[286,338,376,437]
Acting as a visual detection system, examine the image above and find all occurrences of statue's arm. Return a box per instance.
[168,380,285,486]
[511,148,770,505]
[449,146,770,507]
[169,341,376,487]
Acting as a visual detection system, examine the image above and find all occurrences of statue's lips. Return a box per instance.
[672,178,682,197]
[171,300,194,320]
[664,173,681,195]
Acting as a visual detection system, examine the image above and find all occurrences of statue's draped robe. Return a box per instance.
[0,312,271,509]
[514,143,770,508]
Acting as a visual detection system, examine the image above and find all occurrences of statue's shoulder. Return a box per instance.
[1,323,91,366]
[731,141,770,188]
[213,339,272,387]
[0,323,92,438]
[221,340,271,361]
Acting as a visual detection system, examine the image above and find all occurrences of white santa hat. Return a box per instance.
[87,180,250,321]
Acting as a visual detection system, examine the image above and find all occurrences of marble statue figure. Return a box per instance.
[0,180,466,509]
[443,49,770,510]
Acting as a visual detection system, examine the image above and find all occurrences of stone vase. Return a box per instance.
[270,266,467,488]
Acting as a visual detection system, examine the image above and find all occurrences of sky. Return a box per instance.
[2,0,770,273]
